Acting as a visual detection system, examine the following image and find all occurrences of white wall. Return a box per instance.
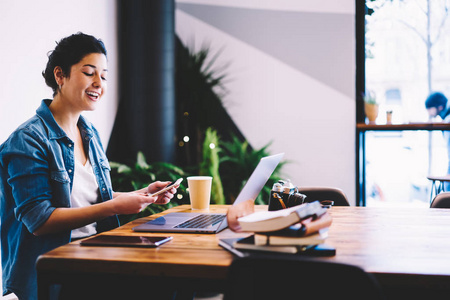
[0,0,118,146]
[176,0,356,204]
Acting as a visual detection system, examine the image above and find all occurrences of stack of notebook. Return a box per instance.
[219,201,335,256]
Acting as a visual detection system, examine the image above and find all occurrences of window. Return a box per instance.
[357,0,450,207]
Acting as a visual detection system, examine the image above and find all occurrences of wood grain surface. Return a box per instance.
[37,205,450,294]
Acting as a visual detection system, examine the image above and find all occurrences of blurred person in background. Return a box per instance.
[425,91,450,191]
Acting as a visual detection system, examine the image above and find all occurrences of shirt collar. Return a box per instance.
[36,99,94,141]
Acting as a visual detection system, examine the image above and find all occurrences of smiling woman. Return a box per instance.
[48,53,109,167]
[54,56,108,109]
[0,32,178,300]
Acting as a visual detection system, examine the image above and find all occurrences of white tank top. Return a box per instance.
[70,158,98,239]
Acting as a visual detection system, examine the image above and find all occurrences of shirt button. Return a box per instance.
[68,144,72,147]
[102,188,106,191]
[68,169,72,173]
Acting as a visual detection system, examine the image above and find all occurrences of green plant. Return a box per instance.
[199,127,225,204]
[219,135,287,205]
[110,152,189,224]
[109,134,287,223]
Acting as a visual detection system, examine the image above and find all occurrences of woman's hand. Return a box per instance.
[146,181,178,205]
[226,199,255,232]
[109,181,178,215]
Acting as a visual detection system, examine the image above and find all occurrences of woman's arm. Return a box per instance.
[33,192,152,236]
[33,186,175,236]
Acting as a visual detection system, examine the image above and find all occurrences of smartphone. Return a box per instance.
[148,178,183,197]
[80,235,173,248]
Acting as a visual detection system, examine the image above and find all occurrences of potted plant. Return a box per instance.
[363,90,379,123]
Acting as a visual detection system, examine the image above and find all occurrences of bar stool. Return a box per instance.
[427,174,450,203]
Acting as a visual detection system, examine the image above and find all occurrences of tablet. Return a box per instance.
[80,235,173,248]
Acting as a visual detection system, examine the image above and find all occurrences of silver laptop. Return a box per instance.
[132,153,284,233]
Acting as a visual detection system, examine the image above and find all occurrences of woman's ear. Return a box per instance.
[53,66,64,87]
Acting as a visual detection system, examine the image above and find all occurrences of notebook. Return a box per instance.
[132,153,284,233]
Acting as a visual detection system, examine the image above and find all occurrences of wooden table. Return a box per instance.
[37,205,450,299]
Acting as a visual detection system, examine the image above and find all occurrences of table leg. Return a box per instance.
[37,271,51,300]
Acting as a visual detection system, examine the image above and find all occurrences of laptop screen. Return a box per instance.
[233,153,284,206]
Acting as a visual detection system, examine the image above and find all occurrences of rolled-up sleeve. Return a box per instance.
[4,129,58,234]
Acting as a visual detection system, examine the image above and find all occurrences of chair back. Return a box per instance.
[298,186,350,206]
[224,255,385,300]
[430,192,450,208]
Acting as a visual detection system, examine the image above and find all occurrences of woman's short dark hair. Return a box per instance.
[42,32,107,96]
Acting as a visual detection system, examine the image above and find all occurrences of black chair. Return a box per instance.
[430,192,450,208]
[298,186,350,206]
[224,256,385,300]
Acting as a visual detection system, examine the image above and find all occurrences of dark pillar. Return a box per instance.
[355,0,366,206]
[107,0,175,164]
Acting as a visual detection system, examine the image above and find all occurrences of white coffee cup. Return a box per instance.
[187,176,212,210]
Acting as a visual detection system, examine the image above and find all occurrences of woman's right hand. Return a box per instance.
[33,192,158,236]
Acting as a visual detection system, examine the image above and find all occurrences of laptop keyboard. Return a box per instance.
[175,214,225,229]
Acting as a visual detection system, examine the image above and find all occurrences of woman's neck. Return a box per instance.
[49,96,81,137]
[49,96,88,164]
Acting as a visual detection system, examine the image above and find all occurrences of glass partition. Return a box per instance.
[359,0,450,207]
[365,130,447,207]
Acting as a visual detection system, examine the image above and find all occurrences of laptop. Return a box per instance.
[132,153,284,233]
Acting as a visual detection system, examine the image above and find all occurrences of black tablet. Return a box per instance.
[80,235,173,248]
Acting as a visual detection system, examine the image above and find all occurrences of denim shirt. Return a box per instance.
[0,99,120,300]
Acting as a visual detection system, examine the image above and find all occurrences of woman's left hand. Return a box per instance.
[146,181,178,205]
